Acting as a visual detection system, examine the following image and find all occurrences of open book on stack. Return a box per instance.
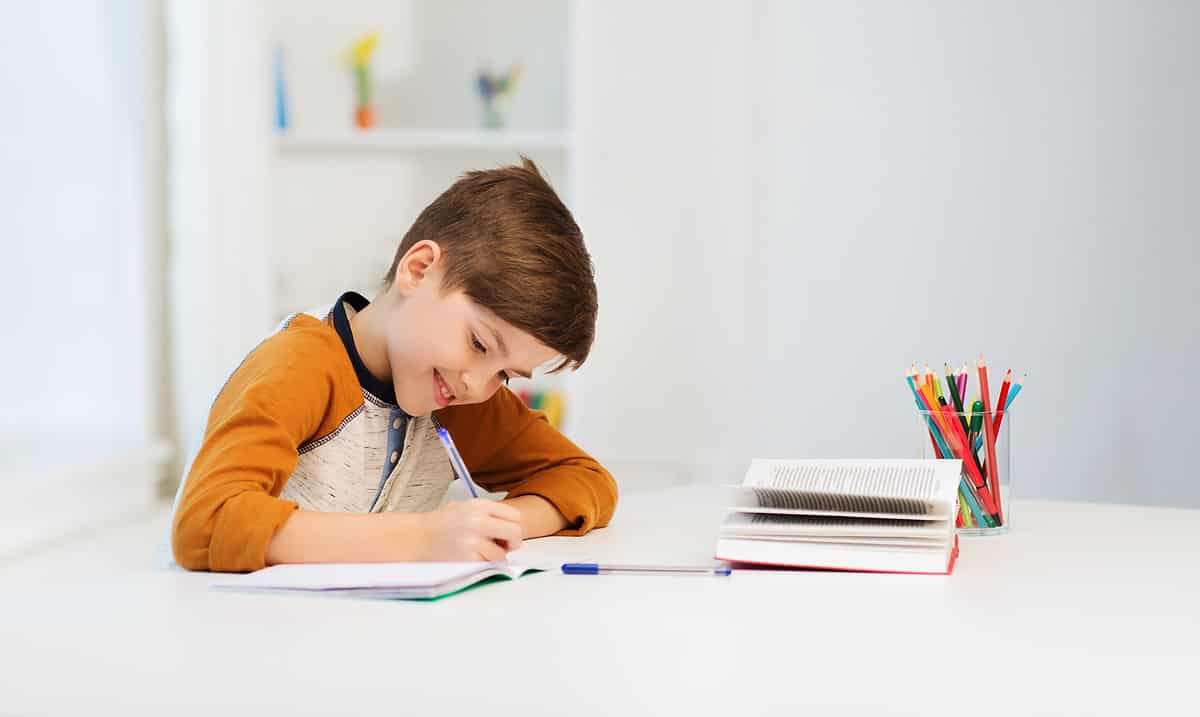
[716,459,961,574]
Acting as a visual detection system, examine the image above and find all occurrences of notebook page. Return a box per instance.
[213,562,526,591]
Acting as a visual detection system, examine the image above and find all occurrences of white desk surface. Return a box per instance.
[1,484,1197,716]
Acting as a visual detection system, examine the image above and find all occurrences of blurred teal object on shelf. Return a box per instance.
[273,47,288,131]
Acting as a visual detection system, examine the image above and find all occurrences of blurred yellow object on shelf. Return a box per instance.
[345,32,378,67]
[541,390,564,429]
[516,388,565,429]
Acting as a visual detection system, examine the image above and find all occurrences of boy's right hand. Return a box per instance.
[417,499,523,562]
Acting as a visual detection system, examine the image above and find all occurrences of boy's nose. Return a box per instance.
[456,371,499,402]
[455,372,475,401]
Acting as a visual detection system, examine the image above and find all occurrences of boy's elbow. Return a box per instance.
[172,490,299,572]
[595,465,618,528]
[576,463,618,531]
[171,505,213,572]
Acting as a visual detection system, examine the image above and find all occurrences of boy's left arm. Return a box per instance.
[434,387,618,538]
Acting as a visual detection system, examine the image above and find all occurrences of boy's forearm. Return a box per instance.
[503,494,569,538]
[264,497,566,566]
[265,510,428,565]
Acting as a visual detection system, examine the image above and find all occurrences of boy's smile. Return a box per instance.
[349,240,558,416]
[433,369,456,407]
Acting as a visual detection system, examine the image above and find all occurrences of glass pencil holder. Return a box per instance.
[919,408,1012,536]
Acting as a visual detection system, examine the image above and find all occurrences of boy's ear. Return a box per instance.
[393,240,442,293]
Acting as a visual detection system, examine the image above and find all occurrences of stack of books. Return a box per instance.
[716,459,961,574]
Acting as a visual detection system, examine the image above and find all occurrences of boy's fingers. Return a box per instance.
[475,538,507,562]
[494,519,522,552]
[483,500,522,523]
[476,514,522,551]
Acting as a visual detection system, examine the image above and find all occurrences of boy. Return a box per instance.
[171,157,616,572]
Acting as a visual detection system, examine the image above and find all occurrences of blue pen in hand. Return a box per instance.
[436,426,482,498]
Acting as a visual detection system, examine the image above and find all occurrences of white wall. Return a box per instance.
[0,0,168,557]
[755,0,1199,507]
[569,1,760,485]
[0,1,159,460]
[165,0,275,465]
[572,1,1200,506]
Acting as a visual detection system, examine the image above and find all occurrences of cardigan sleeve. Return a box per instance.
[171,322,355,572]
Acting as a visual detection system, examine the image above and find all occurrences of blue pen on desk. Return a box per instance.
[436,426,481,498]
[562,563,732,576]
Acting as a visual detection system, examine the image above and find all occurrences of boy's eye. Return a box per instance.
[471,334,508,383]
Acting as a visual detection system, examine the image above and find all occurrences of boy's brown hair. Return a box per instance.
[384,156,596,372]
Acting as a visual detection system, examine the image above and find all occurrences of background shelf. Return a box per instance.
[277,128,573,152]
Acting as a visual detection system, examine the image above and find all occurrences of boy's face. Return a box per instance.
[378,241,558,416]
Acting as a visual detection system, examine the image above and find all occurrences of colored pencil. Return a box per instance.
[1006,375,1024,409]
[977,355,1003,524]
[968,398,985,455]
[995,374,1024,433]
[909,372,952,449]
[945,363,969,435]
[944,378,986,482]
[919,381,998,517]
[993,369,1012,436]
[958,473,993,527]
[935,393,999,518]
[907,373,950,459]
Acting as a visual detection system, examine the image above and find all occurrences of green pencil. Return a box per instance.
[945,363,969,434]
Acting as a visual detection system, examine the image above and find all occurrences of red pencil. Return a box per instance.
[994,369,1013,435]
[977,355,1004,524]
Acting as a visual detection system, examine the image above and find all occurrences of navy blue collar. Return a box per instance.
[331,291,399,406]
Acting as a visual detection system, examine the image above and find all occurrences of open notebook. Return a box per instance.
[212,562,541,600]
[715,459,961,574]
